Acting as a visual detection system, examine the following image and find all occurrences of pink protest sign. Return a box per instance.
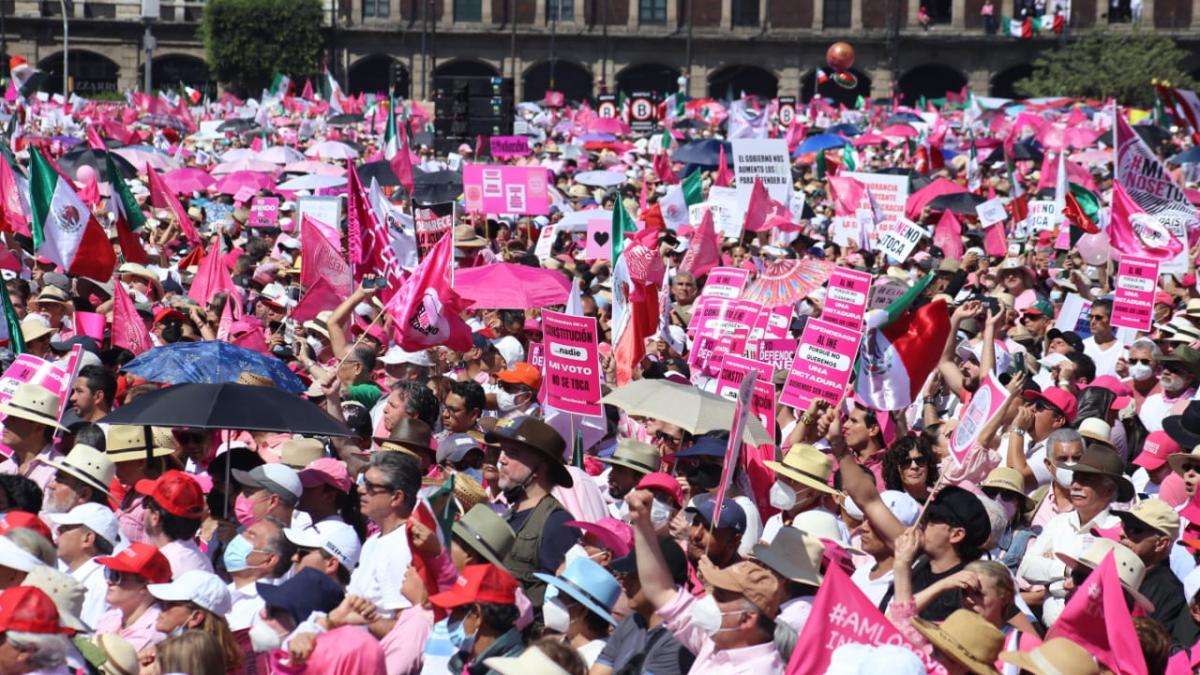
[73,312,106,342]
[0,353,76,457]
[247,197,280,228]
[463,165,551,215]
[1112,255,1159,332]
[233,185,256,205]
[749,305,791,342]
[688,333,730,377]
[489,136,531,159]
[780,318,861,410]
[758,338,799,374]
[700,267,750,299]
[716,355,776,434]
[528,342,545,371]
[584,218,611,260]
[542,311,602,416]
[823,267,872,330]
[693,298,761,338]
[948,372,1009,466]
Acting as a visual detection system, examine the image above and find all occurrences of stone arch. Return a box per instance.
[800,68,871,106]
[897,64,968,104]
[707,64,778,100]
[615,62,680,98]
[990,63,1034,99]
[151,54,214,98]
[348,55,411,98]
[37,50,119,95]
[522,59,593,103]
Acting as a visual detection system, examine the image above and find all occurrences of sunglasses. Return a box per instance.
[1089,314,1109,322]
[1182,463,1200,474]
[1069,566,1091,587]
[1128,358,1153,366]
[904,455,928,468]
[654,430,684,445]
[361,479,396,495]
[103,568,144,586]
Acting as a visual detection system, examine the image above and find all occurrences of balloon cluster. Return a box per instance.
[825,42,858,89]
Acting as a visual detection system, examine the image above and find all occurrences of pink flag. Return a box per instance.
[389,124,415,197]
[112,282,152,356]
[933,209,965,259]
[787,564,946,675]
[785,121,807,153]
[147,168,200,246]
[216,299,234,341]
[679,209,720,278]
[188,237,239,306]
[826,174,866,216]
[2,80,16,103]
[346,164,404,300]
[77,171,100,208]
[1047,552,1148,675]
[983,222,1008,257]
[652,150,677,184]
[85,126,106,151]
[742,178,776,233]
[0,155,29,237]
[292,277,345,323]
[1109,181,1185,261]
[1036,151,1097,192]
[346,161,367,266]
[250,135,264,152]
[638,179,648,214]
[713,145,734,187]
[384,234,473,353]
[73,312,105,342]
[300,79,314,101]
[301,215,353,297]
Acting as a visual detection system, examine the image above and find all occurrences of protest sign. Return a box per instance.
[716,355,776,433]
[749,305,792,343]
[823,267,872,331]
[692,298,760,338]
[1055,293,1089,333]
[780,318,861,410]
[203,202,234,226]
[758,338,799,374]
[732,138,792,215]
[700,267,750,299]
[533,223,557,260]
[1116,113,1197,275]
[584,218,611,260]
[830,216,861,248]
[414,202,456,261]
[948,372,1009,466]
[712,368,758,523]
[0,349,82,457]
[247,197,280,228]
[528,342,545,371]
[233,185,256,205]
[876,218,926,263]
[869,277,908,310]
[463,165,551,215]
[690,187,740,239]
[1112,255,1159,332]
[1027,200,1059,232]
[688,333,722,376]
[297,196,341,238]
[542,311,603,416]
[976,198,1007,226]
[489,136,530,159]
[844,171,909,229]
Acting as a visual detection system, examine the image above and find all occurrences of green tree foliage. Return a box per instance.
[1016,30,1196,107]
[201,0,324,96]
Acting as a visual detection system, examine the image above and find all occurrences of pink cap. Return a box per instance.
[563,518,633,558]
[299,458,353,493]
[1133,431,1182,471]
[1155,291,1175,307]
[1184,273,1197,287]
[1089,375,1132,410]
[637,472,683,508]
[1021,387,1078,423]
[364,325,388,345]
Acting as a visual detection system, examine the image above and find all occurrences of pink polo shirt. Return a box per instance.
[93,604,166,652]
[657,589,785,675]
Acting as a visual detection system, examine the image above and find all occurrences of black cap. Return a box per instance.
[923,485,990,553]
[612,536,689,587]
[1046,329,1085,354]
[49,335,100,357]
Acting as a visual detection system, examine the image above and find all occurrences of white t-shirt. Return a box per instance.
[64,557,109,628]
[226,580,266,631]
[1083,336,1123,379]
[347,524,413,616]
[850,565,894,609]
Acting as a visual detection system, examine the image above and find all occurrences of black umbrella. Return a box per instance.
[356,160,400,188]
[328,113,365,126]
[1134,125,1171,148]
[58,148,136,180]
[983,142,1043,165]
[216,118,258,133]
[414,169,463,203]
[672,139,731,168]
[100,383,352,436]
[928,192,987,215]
[672,118,705,130]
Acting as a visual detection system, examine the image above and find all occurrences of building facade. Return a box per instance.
[3,0,1200,104]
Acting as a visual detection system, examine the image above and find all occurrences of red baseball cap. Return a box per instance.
[96,543,171,584]
[496,362,542,390]
[428,564,517,609]
[637,472,683,508]
[0,511,53,541]
[135,470,204,519]
[0,586,70,635]
[1021,387,1078,423]
[1134,431,1183,471]
[1089,375,1133,411]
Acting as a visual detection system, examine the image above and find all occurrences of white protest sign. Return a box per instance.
[534,223,557,260]
[830,216,860,248]
[1054,293,1089,333]
[869,278,908,310]
[1027,200,1059,232]
[690,186,741,239]
[297,196,342,235]
[877,218,926,263]
[976,198,1007,227]
[844,171,909,229]
[732,138,793,216]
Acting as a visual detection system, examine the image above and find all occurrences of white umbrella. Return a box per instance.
[258,145,306,164]
[220,148,258,162]
[558,209,612,232]
[305,141,359,160]
[276,174,347,191]
[574,170,625,188]
[211,159,278,175]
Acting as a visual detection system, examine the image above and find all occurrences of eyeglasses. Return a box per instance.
[904,455,928,468]
[1129,358,1153,366]
[361,479,397,495]
[654,430,684,445]
[444,404,468,415]
[1089,314,1109,322]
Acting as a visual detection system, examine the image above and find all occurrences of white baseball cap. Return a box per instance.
[232,464,303,506]
[46,503,122,549]
[283,521,362,570]
[379,345,433,368]
[148,570,233,615]
[0,535,42,573]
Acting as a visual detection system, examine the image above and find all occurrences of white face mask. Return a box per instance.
[691,595,738,636]
[650,498,674,530]
[769,481,797,511]
[563,544,601,567]
[1054,463,1076,490]
[248,615,283,653]
[542,595,572,634]
[1129,363,1155,381]
[496,390,521,412]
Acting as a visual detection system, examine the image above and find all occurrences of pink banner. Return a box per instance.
[823,267,872,331]
[779,318,861,410]
[542,311,602,416]
[528,342,545,371]
[692,298,761,338]
[948,372,1009,466]
[716,355,776,434]
[749,305,792,342]
[700,267,750,299]
[489,136,531,159]
[0,354,76,457]
[463,165,551,215]
[1112,255,1158,332]
[757,338,799,374]
[247,197,280,228]
[73,312,106,342]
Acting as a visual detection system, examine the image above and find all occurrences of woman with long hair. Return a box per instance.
[882,436,940,503]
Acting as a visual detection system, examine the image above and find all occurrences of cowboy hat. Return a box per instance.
[451,504,517,572]
[485,415,572,488]
[485,647,571,675]
[998,638,1100,675]
[979,467,1035,512]
[764,444,841,497]
[0,383,67,431]
[911,610,1003,675]
[534,557,621,625]
[1169,443,1200,477]
[20,316,54,343]
[1159,346,1200,378]
[375,419,435,460]
[1055,539,1155,613]
[44,444,115,497]
[1058,443,1134,502]
[105,425,175,464]
[453,224,488,248]
[117,263,164,300]
[597,438,660,475]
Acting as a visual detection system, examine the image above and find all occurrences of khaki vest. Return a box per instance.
[503,494,565,606]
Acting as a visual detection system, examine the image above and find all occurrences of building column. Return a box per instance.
[721,0,731,27]
[813,0,824,29]
[951,0,965,27]
[851,0,863,27]
[760,0,768,27]
[907,0,919,26]
[1138,0,1152,23]
[440,0,454,28]
[482,0,493,23]
[1192,0,1200,27]
[535,0,547,26]
[869,67,893,100]
[664,0,676,27]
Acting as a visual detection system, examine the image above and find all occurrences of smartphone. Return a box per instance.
[268,320,284,334]
[363,277,388,289]
[982,296,1000,316]
[288,286,301,302]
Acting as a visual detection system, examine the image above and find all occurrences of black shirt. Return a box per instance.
[879,558,969,622]
[1140,562,1198,648]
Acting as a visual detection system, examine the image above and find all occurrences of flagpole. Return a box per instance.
[60,0,69,99]
[333,307,388,370]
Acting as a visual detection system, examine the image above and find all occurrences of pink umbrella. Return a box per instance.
[880,123,918,139]
[851,133,887,147]
[214,171,275,195]
[586,117,630,135]
[904,178,967,221]
[162,168,215,194]
[112,148,178,174]
[454,263,571,309]
[211,159,279,175]
[281,160,344,176]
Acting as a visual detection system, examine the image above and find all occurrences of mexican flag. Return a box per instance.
[0,275,22,354]
[855,274,951,410]
[105,153,150,265]
[322,69,345,114]
[269,72,291,98]
[383,96,400,160]
[1001,16,1034,37]
[29,149,116,280]
[660,168,703,230]
[1063,182,1101,243]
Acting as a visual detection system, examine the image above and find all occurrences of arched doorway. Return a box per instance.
[348,55,410,98]
[615,63,680,98]
[151,54,214,99]
[38,50,119,95]
[433,60,500,88]
[523,60,593,104]
[990,63,1033,99]
[707,64,778,100]
[800,68,872,106]
[898,64,967,104]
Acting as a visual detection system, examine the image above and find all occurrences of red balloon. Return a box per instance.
[826,42,855,72]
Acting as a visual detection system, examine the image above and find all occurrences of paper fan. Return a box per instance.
[742,259,834,308]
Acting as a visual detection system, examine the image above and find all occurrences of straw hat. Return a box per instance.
[485,647,571,675]
[597,438,660,475]
[1167,443,1200,476]
[453,224,488,248]
[20,316,54,343]
[911,609,1003,675]
[105,425,175,464]
[91,633,139,675]
[236,371,274,387]
[998,637,1101,675]
[764,444,841,497]
[980,467,1035,512]
[1055,539,1155,612]
[452,471,489,513]
[0,383,67,431]
[44,444,115,496]
[750,526,823,586]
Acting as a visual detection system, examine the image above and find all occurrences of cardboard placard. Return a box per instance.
[542,311,602,416]
[779,318,861,410]
[247,197,280,228]
[1112,255,1159,332]
[463,165,551,215]
[823,267,872,331]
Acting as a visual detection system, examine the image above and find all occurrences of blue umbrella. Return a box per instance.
[671,139,732,168]
[793,134,846,157]
[826,123,862,137]
[885,112,924,124]
[123,341,306,394]
[1170,147,1200,165]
